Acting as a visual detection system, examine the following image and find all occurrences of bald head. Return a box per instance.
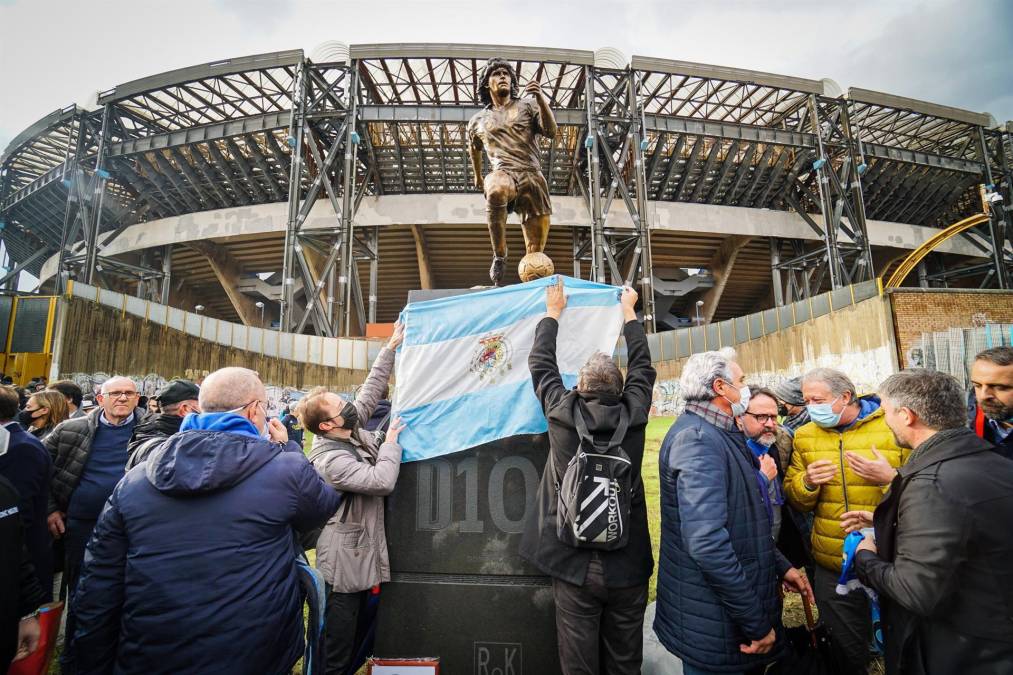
[100,376,136,395]
[97,375,139,424]
[199,367,265,412]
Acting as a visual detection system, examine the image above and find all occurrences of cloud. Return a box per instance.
[2,0,1010,155]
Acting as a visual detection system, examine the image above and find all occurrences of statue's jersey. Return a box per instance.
[468,98,546,173]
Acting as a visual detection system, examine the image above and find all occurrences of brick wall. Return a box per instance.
[890,290,1013,367]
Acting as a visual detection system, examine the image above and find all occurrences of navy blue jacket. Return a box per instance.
[72,414,343,675]
[0,421,52,598]
[654,408,791,671]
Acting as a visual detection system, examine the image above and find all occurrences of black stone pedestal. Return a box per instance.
[375,434,560,674]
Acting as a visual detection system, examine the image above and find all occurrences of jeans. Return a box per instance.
[323,586,371,675]
[813,563,871,673]
[60,517,98,674]
[551,558,649,675]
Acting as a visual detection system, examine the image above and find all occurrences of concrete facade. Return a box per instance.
[39,195,985,282]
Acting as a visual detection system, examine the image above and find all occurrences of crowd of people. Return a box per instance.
[2,282,1013,674]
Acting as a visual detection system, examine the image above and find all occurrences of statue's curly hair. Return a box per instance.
[477,58,519,106]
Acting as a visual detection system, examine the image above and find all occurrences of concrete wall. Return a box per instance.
[40,195,984,281]
[889,289,1013,367]
[54,296,371,415]
[651,294,899,415]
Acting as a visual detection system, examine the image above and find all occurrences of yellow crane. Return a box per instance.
[882,185,995,289]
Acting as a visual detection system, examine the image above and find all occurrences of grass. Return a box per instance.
[642,416,672,604]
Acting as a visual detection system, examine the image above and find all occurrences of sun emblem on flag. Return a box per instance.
[469,333,513,382]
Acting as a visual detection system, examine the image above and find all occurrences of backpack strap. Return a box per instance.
[317,437,370,524]
[572,398,629,450]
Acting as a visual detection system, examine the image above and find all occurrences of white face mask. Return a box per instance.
[730,385,751,417]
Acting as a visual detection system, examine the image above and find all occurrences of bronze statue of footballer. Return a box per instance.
[468,58,557,285]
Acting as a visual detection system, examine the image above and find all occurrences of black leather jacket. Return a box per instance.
[856,427,1013,674]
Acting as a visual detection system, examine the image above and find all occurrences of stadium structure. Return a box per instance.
[1,43,1011,336]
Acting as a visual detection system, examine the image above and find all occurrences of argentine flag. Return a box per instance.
[393,275,625,462]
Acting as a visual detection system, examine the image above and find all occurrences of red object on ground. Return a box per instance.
[8,602,63,675]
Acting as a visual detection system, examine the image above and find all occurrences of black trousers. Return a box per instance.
[323,586,370,675]
[61,517,97,675]
[551,559,648,675]
[813,564,871,673]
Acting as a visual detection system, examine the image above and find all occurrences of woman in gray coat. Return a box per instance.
[305,324,406,675]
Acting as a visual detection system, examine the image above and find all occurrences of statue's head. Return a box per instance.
[478,58,519,106]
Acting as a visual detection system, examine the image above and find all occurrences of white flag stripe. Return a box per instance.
[396,304,622,412]
[397,305,621,412]
[396,313,539,412]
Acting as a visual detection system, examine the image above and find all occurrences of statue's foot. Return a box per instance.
[489,255,507,287]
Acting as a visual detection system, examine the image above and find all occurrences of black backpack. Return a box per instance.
[554,401,632,550]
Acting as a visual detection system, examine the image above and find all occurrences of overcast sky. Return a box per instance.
[1,0,1011,153]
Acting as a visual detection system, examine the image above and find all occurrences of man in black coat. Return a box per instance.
[520,280,655,675]
[1,474,44,670]
[854,369,1013,674]
[124,379,200,470]
[968,346,1013,459]
[0,385,52,599]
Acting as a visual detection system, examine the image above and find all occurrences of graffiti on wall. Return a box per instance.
[64,371,357,418]
[650,345,896,417]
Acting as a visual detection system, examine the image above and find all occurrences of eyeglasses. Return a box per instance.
[230,400,267,415]
[103,391,138,400]
[743,412,778,424]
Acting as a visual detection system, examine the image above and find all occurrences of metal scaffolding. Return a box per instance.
[2,45,1011,332]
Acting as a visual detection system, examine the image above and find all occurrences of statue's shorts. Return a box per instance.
[502,169,552,221]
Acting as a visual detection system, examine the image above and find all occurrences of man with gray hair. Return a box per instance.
[43,374,143,673]
[784,367,908,673]
[848,369,1013,673]
[70,367,342,674]
[521,279,655,675]
[654,350,811,673]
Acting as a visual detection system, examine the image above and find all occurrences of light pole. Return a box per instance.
[695,299,704,326]
[255,301,265,327]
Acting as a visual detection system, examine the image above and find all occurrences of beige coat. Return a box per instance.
[310,347,402,592]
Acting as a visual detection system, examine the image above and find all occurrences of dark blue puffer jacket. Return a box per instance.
[72,413,343,675]
[654,409,791,672]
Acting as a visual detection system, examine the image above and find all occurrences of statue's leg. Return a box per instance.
[484,171,516,285]
[521,214,551,254]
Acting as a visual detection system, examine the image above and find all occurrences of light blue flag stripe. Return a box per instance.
[403,275,620,348]
[396,373,577,462]
[394,275,622,462]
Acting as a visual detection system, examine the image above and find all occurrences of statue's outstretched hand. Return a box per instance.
[524,79,544,100]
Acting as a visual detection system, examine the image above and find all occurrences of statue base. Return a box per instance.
[374,289,560,673]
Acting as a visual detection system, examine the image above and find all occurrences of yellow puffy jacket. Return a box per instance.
[784,397,910,571]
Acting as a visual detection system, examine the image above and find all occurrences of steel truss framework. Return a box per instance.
[2,45,1011,333]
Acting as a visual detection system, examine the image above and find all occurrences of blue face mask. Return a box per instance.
[808,396,843,428]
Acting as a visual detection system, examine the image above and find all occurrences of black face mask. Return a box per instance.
[777,404,789,418]
[17,409,39,428]
[337,402,359,430]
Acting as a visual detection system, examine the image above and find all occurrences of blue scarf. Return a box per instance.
[179,412,262,439]
[745,438,785,522]
[838,530,883,653]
